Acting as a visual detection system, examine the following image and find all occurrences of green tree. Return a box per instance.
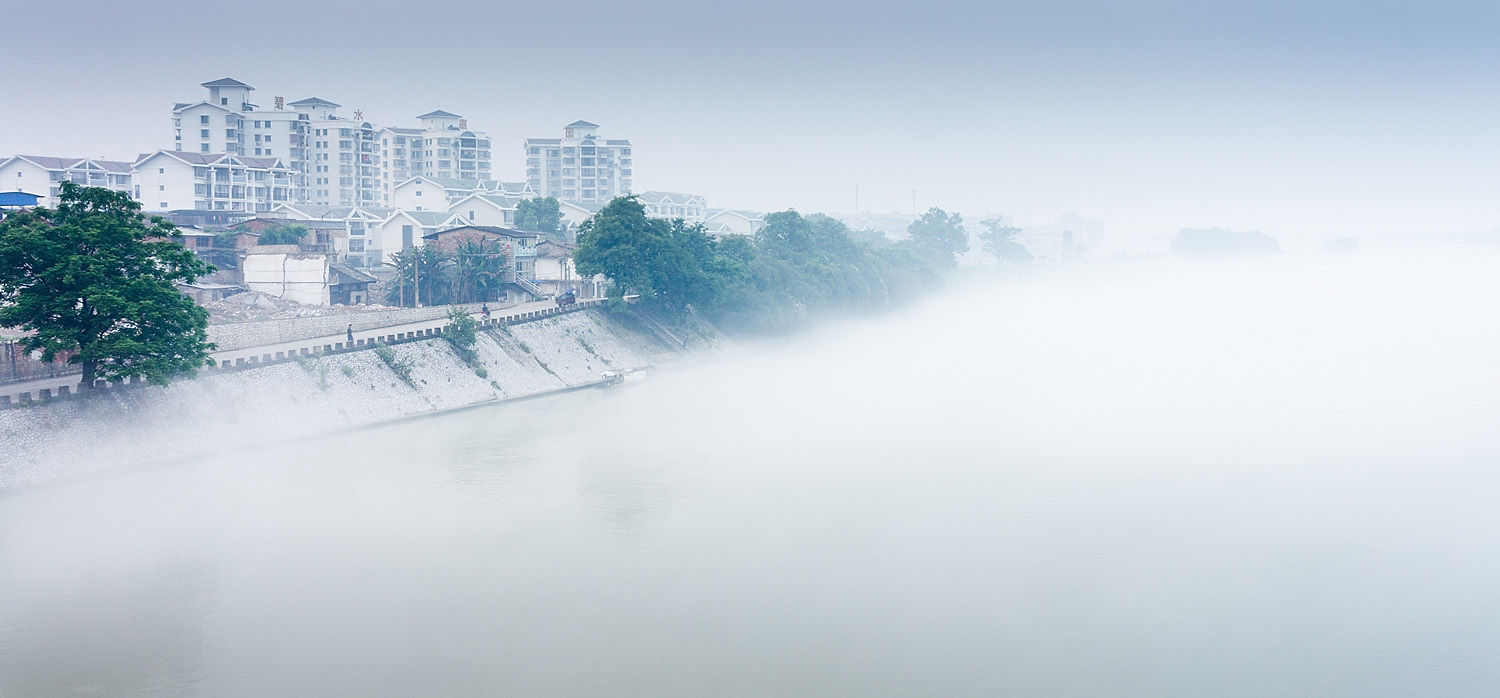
[451,236,510,303]
[384,245,452,307]
[978,218,1032,264]
[256,222,308,246]
[0,181,216,388]
[906,207,968,268]
[574,196,671,302]
[514,197,563,237]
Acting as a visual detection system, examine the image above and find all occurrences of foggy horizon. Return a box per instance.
[5,1,1500,244]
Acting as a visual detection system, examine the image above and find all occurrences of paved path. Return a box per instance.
[0,297,606,405]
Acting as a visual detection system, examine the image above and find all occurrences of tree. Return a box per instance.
[384,245,452,307]
[450,236,510,304]
[0,181,216,388]
[906,207,968,267]
[515,197,563,237]
[978,218,1032,265]
[574,196,671,302]
[256,222,308,246]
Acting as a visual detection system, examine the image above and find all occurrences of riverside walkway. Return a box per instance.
[0,297,605,405]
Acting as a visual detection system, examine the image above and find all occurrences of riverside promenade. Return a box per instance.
[0,297,605,405]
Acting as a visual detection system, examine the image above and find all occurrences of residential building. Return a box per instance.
[422,225,542,300]
[0,156,135,206]
[172,78,311,200]
[132,150,296,214]
[638,191,707,223]
[524,120,632,205]
[376,210,471,264]
[703,209,766,237]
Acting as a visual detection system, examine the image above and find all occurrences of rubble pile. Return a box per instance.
[205,291,401,323]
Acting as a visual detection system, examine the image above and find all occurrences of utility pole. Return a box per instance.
[414,247,421,308]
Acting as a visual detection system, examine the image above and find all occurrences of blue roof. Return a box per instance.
[0,191,42,207]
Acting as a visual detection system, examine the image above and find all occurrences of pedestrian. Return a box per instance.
[481,303,490,318]
[346,324,354,345]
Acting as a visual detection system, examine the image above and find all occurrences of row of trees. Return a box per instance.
[384,236,512,306]
[573,197,999,333]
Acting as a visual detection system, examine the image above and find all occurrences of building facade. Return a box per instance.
[0,156,135,206]
[524,121,632,205]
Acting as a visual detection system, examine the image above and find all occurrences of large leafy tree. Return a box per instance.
[978,218,1032,265]
[514,197,563,237]
[906,206,968,268]
[0,182,215,388]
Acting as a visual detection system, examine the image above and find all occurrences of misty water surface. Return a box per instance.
[4,251,1500,697]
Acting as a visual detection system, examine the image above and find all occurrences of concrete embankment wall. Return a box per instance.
[0,309,708,489]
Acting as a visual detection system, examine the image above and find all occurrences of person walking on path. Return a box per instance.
[346,324,354,346]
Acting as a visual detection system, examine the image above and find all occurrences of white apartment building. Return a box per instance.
[638,191,708,223]
[0,156,135,206]
[173,78,311,200]
[377,113,493,205]
[132,150,296,214]
[524,121,632,205]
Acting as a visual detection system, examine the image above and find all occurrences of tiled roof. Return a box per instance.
[331,263,377,284]
[418,110,462,119]
[566,120,600,129]
[425,225,535,240]
[384,127,422,134]
[13,156,83,170]
[526,138,561,145]
[605,139,631,145]
[202,78,252,88]
[290,97,340,107]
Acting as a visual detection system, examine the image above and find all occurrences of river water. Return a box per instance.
[4,254,1500,697]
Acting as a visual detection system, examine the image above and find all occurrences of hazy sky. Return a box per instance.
[5,0,1499,243]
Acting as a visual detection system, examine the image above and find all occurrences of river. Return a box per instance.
[4,253,1500,697]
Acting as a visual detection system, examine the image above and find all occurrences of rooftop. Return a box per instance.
[202,78,253,89]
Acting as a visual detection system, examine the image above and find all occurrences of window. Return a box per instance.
[159,168,165,174]
[415,190,422,196]
[402,225,414,250]
[201,129,210,138]
[201,144,210,152]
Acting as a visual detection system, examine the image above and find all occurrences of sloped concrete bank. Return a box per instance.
[0,309,717,489]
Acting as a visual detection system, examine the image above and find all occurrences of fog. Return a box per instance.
[6,249,1500,696]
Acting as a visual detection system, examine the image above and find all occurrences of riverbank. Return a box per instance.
[0,308,718,489]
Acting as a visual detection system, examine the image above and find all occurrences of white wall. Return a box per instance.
[243,250,331,305]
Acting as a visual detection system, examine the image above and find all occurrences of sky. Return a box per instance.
[4,0,1500,245]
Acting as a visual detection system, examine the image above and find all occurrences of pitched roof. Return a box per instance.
[331,263,378,285]
[202,78,252,89]
[384,126,422,134]
[566,120,599,129]
[290,97,340,107]
[388,210,466,226]
[418,110,462,119]
[638,191,704,205]
[10,155,83,170]
[605,139,632,146]
[424,225,537,240]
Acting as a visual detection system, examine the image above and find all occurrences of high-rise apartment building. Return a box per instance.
[172,79,494,209]
[524,121,631,204]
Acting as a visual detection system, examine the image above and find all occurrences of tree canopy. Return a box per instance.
[255,222,308,246]
[514,197,564,237]
[574,196,938,333]
[979,218,1032,265]
[0,181,216,387]
[906,207,969,268]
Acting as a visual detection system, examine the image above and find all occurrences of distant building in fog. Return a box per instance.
[524,121,632,205]
[638,191,707,222]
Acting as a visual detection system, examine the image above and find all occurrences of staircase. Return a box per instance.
[512,275,545,298]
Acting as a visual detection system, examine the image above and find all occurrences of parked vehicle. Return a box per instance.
[555,290,577,307]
